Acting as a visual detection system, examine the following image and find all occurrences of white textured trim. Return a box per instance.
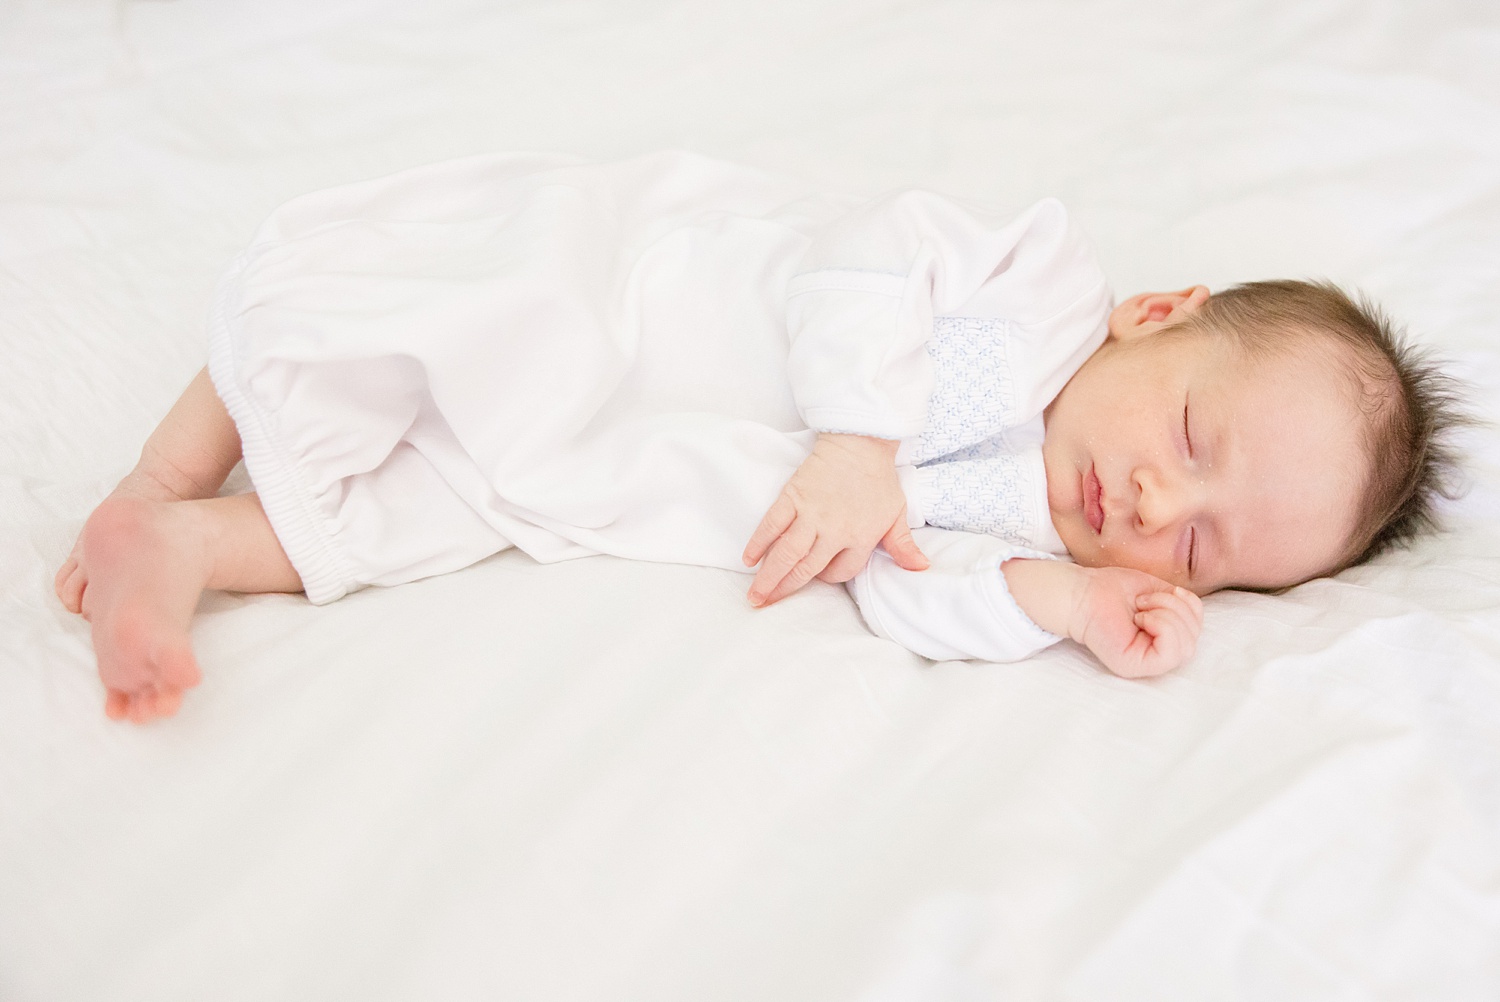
[847,529,1063,662]
[804,407,922,441]
[983,549,1064,649]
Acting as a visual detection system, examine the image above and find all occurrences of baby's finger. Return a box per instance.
[1133,606,1196,666]
[1134,595,1192,634]
[105,689,130,720]
[153,688,185,719]
[817,547,867,583]
[880,520,929,572]
[743,493,797,567]
[1137,589,1204,638]
[748,522,816,606]
[1176,586,1205,625]
[763,538,842,605]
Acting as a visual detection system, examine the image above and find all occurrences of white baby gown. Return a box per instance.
[206,151,1111,662]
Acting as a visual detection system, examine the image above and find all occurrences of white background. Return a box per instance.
[2,2,1497,999]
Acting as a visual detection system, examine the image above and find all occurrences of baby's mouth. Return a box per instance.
[1084,464,1104,535]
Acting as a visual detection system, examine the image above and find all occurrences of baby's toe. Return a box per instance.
[155,640,201,693]
[127,691,157,725]
[55,559,86,614]
[53,556,72,594]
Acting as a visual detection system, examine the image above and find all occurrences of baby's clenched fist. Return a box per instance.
[1069,566,1204,678]
[1001,559,1204,678]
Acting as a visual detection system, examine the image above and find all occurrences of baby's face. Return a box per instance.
[1042,320,1368,594]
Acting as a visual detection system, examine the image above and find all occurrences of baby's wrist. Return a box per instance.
[1000,558,1090,638]
[815,431,899,455]
[1061,564,1096,644]
[814,432,901,471]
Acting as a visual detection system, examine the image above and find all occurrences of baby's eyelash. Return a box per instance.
[1183,398,1192,455]
[1188,526,1197,577]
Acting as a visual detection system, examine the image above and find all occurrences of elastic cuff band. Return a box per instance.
[204,253,358,605]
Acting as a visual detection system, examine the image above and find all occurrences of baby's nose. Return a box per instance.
[1133,469,1186,533]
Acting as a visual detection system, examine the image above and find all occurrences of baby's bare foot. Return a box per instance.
[72,497,210,723]
[56,461,215,614]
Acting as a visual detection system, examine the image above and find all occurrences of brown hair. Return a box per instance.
[1181,279,1468,576]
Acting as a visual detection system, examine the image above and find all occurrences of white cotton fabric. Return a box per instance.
[207,151,1105,657]
[850,527,1063,662]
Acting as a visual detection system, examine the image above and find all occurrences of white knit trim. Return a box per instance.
[983,549,1064,651]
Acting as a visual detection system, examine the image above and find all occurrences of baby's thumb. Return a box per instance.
[882,520,929,571]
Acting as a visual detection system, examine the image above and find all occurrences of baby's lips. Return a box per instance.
[1083,464,1105,534]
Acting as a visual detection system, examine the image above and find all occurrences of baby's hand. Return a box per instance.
[1070,566,1204,679]
[743,433,928,606]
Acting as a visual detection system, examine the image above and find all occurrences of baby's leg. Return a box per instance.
[128,366,245,500]
[74,492,301,723]
[57,368,242,612]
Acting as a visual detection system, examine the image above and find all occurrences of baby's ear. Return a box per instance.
[1108,286,1211,341]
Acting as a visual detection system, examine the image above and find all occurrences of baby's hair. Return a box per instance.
[1181,279,1468,575]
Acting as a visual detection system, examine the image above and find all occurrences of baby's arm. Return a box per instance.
[1001,559,1203,678]
[743,433,928,606]
[752,191,1101,607]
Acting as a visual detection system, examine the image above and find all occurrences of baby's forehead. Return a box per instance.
[1277,334,1398,426]
[1195,334,1375,472]
[1207,351,1372,587]
[1209,324,1389,410]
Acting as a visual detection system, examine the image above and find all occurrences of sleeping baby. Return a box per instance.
[53,151,1463,723]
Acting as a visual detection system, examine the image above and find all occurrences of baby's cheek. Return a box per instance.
[1095,543,1187,590]
[1067,545,1109,569]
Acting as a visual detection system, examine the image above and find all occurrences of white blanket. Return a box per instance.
[3,2,1497,999]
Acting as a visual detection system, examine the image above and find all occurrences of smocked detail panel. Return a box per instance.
[910,315,1015,465]
[920,455,1035,546]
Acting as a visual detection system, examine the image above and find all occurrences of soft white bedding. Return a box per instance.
[3,1,1497,999]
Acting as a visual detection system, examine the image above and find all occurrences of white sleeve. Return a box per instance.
[847,527,1064,663]
[784,193,1106,441]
